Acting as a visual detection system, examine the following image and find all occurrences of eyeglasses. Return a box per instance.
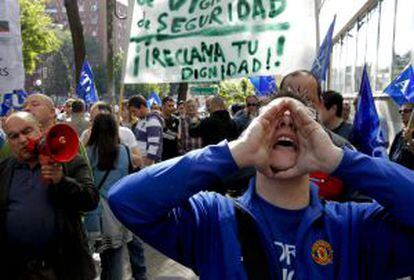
[247,103,258,107]
[399,108,413,114]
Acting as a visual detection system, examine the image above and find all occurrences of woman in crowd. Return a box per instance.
[84,113,133,280]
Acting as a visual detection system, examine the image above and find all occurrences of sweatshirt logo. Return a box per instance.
[311,240,333,265]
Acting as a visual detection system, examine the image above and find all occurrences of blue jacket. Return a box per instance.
[108,142,414,279]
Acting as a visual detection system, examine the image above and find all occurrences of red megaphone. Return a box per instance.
[27,123,79,163]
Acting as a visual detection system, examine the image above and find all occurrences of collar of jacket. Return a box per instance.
[236,177,326,279]
[211,110,231,119]
[237,177,325,236]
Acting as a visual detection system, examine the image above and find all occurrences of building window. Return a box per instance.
[376,0,395,91]
[338,37,347,93]
[365,5,380,88]
[92,30,97,37]
[354,15,368,92]
[345,25,357,94]
[331,43,341,91]
[91,4,98,12]
[392,0,414,78]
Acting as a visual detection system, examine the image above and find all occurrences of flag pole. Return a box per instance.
[117,83,125,123]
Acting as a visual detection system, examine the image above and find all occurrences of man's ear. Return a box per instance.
[50,107,56,119]
[331,105,338,114]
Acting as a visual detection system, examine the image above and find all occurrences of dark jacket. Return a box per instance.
[390,130,414,170]
[162,114,180,160]
[0,155,99,280]
[189,110,238,147]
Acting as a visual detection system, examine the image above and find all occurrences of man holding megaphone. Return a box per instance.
[0,112,98,280]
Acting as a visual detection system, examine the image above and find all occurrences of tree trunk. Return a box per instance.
[177,82,188,102]
[64,0,85,90]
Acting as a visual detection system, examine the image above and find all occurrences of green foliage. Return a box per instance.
[43,30,73,97]
[19,0,61,74]
[218,77,255,104]
[124,82,170,100]
[113,51,170,100]
[43,32,105,100]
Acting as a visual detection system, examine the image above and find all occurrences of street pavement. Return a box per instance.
[145,244,198,280]
[93,243,198,280]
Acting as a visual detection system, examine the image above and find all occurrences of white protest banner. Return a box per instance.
[0,0,24,92]
[0,0,25,115]
[124,0,316,84]
[116,0,129,7]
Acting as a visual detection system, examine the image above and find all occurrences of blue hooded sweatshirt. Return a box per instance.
[108,141,414,279]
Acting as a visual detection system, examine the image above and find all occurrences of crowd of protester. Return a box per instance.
[0,69,414,280]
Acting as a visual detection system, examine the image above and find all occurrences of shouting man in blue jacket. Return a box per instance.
[109,90,414,280]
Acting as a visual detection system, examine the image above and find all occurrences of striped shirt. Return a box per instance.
[134,113,163,162]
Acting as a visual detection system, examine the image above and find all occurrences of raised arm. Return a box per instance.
[108,142,238,267]
[333,148,414,227]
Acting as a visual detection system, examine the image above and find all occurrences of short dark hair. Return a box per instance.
[322,90,343,118]
[71,99,85,113]
[128,95,147,109]
[245,95,258,103]
[162,96,174,105]
[273,88,312,108]
[280,70,322,101]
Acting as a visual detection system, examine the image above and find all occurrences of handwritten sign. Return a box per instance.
[124,0,316,83]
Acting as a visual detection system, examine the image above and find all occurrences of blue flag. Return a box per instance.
[76,60,98,105]
[0,89,27,117]
[383,65,414,106]
[311,17,336,81]
[147,92,162,108]
[351,66,387,158]
[248,76,277,97]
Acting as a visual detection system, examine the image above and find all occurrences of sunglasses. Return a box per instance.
[247,103,258,107]
[399,108,413,114]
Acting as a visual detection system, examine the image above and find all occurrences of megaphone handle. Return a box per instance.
[39,154,53,166]
[39,154,63,185]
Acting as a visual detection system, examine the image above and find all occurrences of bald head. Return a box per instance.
[27,93,55,108]
[4,112,41,162]
[4,111,39,131]
[280,70,321,104]
[205,96,214,113]
[210,96,227,112]
[24,93,55,129]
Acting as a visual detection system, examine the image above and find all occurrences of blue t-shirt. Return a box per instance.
[254,193,306,280]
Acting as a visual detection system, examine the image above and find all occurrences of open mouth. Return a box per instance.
[273,136,297,150]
